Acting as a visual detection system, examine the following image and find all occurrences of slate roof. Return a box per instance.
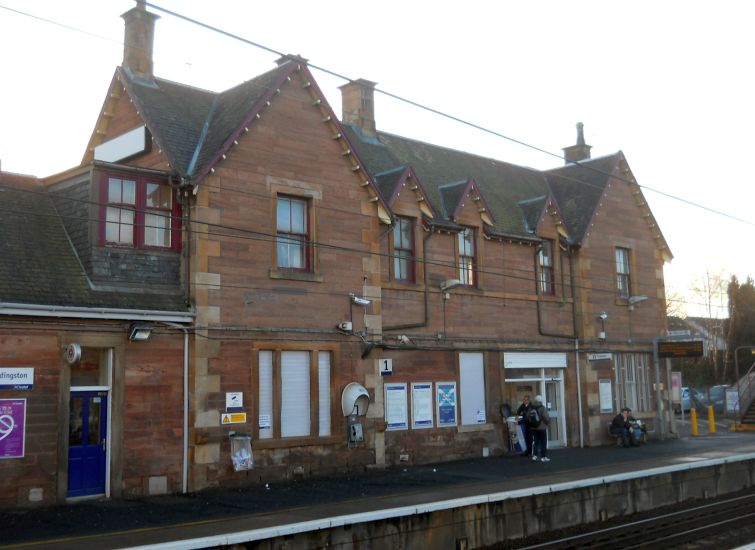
[545,154,619,245]
[344,124,552,238]
[516,195,548,234]
[0,174,188,312]
[120,63,293,180]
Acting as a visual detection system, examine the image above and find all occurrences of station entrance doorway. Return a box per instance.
[503,353,567,449]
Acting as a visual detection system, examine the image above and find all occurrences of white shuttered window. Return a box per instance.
[281,351,311,437]
[257,349,332,440]
[459,352,486,425]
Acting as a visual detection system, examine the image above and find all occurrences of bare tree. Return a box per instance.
[689,269,728,381]
[665,287,687,319]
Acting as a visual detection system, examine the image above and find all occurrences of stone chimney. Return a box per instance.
[562,122,592,164]
[339,79,377,136]
[121,0,159,78]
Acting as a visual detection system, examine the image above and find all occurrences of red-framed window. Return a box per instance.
[616,247,631,298]
[393,216,415,283]
[457,227,476,287]
[276,195,311,271]
[538,239,555,295]
[100,174,181,251]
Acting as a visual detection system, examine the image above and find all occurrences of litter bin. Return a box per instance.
[506,416,526,452]
[229,432,253,471]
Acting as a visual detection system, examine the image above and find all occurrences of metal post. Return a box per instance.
[653,337,665,439]
[667,358,676,436]
[708,405,716,433]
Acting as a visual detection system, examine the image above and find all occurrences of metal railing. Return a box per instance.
[735,346,755,423]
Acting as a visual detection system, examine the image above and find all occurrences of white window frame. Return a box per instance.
[257,349,332,440]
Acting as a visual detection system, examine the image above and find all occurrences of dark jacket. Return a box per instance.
[516,401,531,417]
[531,399,550,431]
[611,413,635,431]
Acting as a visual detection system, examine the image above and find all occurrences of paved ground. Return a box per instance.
[2,418,751,549]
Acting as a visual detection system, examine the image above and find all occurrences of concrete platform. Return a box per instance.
[3,426,754,550]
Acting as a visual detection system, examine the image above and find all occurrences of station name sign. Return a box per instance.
[657,340,704,358]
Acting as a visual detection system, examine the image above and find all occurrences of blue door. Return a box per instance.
[67,391,108,497]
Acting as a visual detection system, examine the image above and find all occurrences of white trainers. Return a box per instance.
[541,457,550,462]
[532,455,539,461]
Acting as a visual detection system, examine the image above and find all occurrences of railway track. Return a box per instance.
[514,492,755,549]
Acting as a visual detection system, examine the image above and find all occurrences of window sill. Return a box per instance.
[269,269,323,283]
[253,435,341,449]
[457,422,495,433]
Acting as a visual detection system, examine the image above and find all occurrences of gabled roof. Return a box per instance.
[546,153,672,259]
[114,62,392,221]
[343,125,551,238]
[545,154,618,245]
[516,195,548,234]
[0,173,188,313]
[373,165,435,218]
[119,63,292,180]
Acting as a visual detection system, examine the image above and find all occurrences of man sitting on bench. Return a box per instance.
[611,407,640,447]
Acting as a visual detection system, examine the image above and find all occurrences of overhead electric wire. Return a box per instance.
[0,180,671,300]
[0,188,717,311]
[140,2,755,229]
[2,2,750,229]
[0,4,750,316]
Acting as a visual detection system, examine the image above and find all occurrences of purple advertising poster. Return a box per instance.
[0,399,26,459]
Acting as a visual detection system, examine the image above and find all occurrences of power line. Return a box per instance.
[0,192,710,311]
[3,1,752,229]
[141,2,755,229]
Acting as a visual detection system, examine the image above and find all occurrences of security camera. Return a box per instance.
[398,334,411,344]
[349,293,372,307]
[598,312,608,321]
[338,321,353,332]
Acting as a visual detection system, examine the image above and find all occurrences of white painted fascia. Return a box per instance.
[0,302,193,323]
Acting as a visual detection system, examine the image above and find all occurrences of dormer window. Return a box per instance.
[457,227,476,287]
[100,173,181,250]
[392,216,415,283]
[616,247,631,298]
[538,240,555,295]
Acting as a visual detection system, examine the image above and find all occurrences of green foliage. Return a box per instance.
[726,276,755,379]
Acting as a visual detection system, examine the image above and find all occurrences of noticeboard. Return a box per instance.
[657,340,704,358]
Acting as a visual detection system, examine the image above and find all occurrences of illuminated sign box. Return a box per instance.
[657,340,704,358]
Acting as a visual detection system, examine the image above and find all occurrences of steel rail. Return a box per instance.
[517,492,755,549]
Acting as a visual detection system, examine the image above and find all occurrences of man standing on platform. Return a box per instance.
[530,395,550,462]
[516,395,533,457]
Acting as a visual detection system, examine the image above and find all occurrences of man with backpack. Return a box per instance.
[529,395,550,462]
[516,395,533,457]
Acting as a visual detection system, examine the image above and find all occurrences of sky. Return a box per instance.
[1,1,753,318]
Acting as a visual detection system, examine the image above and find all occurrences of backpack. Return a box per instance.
[526,407,541,428]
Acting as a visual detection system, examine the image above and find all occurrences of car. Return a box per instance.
[674,387,701,414]
[695,385,732,414]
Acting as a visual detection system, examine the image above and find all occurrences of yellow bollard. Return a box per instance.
[708,405,716,434]
[690,408,699,436]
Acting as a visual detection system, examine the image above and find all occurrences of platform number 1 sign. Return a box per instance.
[378,358,393,376]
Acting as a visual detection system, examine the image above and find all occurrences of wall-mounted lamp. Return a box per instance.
[628,295,648,311]
[440,279,462,292]
[350,293,372,307]
[128,322,153,342]
[597,312,607,341]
